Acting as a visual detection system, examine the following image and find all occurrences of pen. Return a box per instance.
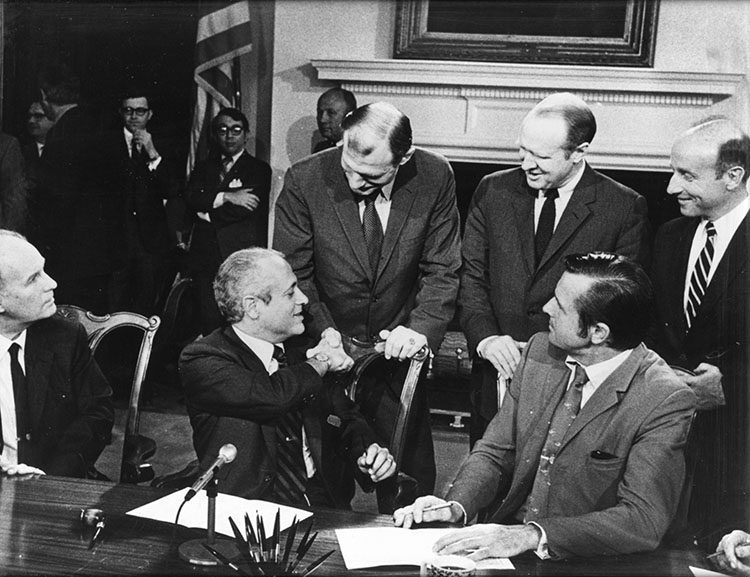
[706,541,750,560]
[422,502,453,513]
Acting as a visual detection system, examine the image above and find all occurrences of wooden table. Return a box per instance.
[0,476,711,576]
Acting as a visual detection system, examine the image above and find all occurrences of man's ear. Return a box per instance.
[570,142,589,164]
[242,295,259,320]
[724,166,745,190]
[590,321,610,346]
[398,146,415,166]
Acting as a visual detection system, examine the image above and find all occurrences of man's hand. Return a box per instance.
[307,328,354,373]
[0,455,45,477]
[132,128,158,159]
[679,362,725,411]
[356,443,396,482]
[393,496,463,528]
[377,327,428,361]
[714,529,750,576]
[432,524,540,560]
[477,335,526,380]
[223,190,260,211]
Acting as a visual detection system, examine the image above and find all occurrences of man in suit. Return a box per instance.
[0,230,113,477]
[395,253,696,560]
[102,89,178,315]
[37,64,117,314]
[459,92,650,445]
[187,107,271,335]
[651,117,750,545]
[180,247,396,507]
[22,101,54,245]
[313,87,356,153]
[274,101,461,503]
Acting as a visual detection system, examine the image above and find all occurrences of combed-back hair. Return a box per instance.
[342,102,412,163]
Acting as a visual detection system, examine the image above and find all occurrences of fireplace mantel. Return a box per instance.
[312,59,745,171]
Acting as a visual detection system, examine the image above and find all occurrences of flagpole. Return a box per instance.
[232,57,241,109]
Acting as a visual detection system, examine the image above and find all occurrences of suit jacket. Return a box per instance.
[180,326,378,507]
[37,106,121,280]
[446,333,696,559]
[16,314,114,477]
[99,129,176,254]
[459,165,650,422]
[0,133,27,234]
[186,150,272,265]
[651,214,749,532]
[273,147,461,353]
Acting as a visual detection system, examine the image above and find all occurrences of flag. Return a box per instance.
[187,1,252,177]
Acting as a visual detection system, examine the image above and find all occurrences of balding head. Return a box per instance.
[342,102,413,164]
[525,92,597,153]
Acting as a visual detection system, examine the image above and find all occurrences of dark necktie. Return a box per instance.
[8,343,31,463]
[525,363,588,521]
[685,221,717,329]
[535,188,559,265]
[361,189,384,273]
[271,346,307,505]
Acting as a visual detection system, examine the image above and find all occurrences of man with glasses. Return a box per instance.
[101,89,177,314]
[186,108,271,335]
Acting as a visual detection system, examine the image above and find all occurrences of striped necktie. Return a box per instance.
[525,363,588,521]
[685,221,717,329]
[271,346,307,505]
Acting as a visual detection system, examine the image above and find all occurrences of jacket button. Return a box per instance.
[264,475,271,483]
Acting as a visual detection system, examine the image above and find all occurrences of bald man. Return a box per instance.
[651,116,750,546]
[313,88,356,153]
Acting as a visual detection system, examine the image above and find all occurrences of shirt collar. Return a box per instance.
[704,193,750,238]
[566,347,633,390]
[0,329,27,356]
[231,326,281,373]
[537,161,586,199]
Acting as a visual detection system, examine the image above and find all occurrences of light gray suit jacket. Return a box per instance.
[446,333,696,559]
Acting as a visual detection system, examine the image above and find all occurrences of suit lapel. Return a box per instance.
[23,325,55,433]
[558,345,645,452]
[324,156,374,280]
[378,159,419,282]
[220,151,248,188]
[692,214,748,330]
[510,180,536,277]
[536,165,596,271]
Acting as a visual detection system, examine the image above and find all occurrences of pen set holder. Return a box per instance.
[201,508,334,576]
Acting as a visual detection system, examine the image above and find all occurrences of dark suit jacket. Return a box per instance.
[179,326,378,507]
[99,130,176,254]
[446,333,696,559]
[273,147,461,353]
[186,150,272,266]
[17,314,114,477]
[0,133,27,234]
[459,165,650,422]
[651,214,749,533]
[38,106,120,280]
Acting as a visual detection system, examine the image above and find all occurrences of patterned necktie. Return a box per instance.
[221,155,233,181]
[685,221,717,329]
[535,188,559,265]
[8,343,31,463]
[525,363,588,521]
[272,346,307,505]
[361,189,384,273]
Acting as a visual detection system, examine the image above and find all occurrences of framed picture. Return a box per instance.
[394,0,659,67]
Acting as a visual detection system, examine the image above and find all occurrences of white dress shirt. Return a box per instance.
[355,175,397,231]
[0,330,28,465]
[533,161,586,232]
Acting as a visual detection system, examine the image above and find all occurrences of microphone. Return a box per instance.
[184,444,237,501]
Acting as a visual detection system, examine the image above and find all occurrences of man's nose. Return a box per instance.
[666,173,681,195]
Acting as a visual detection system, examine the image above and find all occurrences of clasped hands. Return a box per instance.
[0,454,45,477]
[306,327,354,372]
[393,496,540,560]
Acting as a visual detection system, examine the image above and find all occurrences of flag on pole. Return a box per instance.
[187,1,252,177]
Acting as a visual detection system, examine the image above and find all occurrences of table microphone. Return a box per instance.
[184,444,237,501]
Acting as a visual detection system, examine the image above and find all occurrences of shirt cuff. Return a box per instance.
[448,501,468,526]
[212,192,225,209]
[476,335,495,358]
[527,522,552,559]
[147,155,162,171]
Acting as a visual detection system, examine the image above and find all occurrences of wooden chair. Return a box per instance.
[344,338,431,513]
[57,305,161,484]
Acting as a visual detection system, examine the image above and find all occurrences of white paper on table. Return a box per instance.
[335,527,513,570]
[126,488,313,537]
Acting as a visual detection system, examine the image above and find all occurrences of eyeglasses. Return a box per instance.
[28,113,47,120]
[121,107,150,117]
[217,126,245,136]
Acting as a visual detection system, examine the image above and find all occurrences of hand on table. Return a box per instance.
[393,495,462,528]
[0,455,45,477]
[432,523,540,560]
[356,443,396,482]
[377,327,428,361]
[714,530,750,576]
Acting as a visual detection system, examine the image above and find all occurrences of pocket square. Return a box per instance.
[228,178,243,189]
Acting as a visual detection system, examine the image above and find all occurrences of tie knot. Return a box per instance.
[361,188,381,205]
[8,342,21,359]
[545,188,559,200]
[273,346,287,367]
[705,221,716,238]
[222,155,233,167]
[571,363,588,388]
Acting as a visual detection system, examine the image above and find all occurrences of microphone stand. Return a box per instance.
[178,478,239,565]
